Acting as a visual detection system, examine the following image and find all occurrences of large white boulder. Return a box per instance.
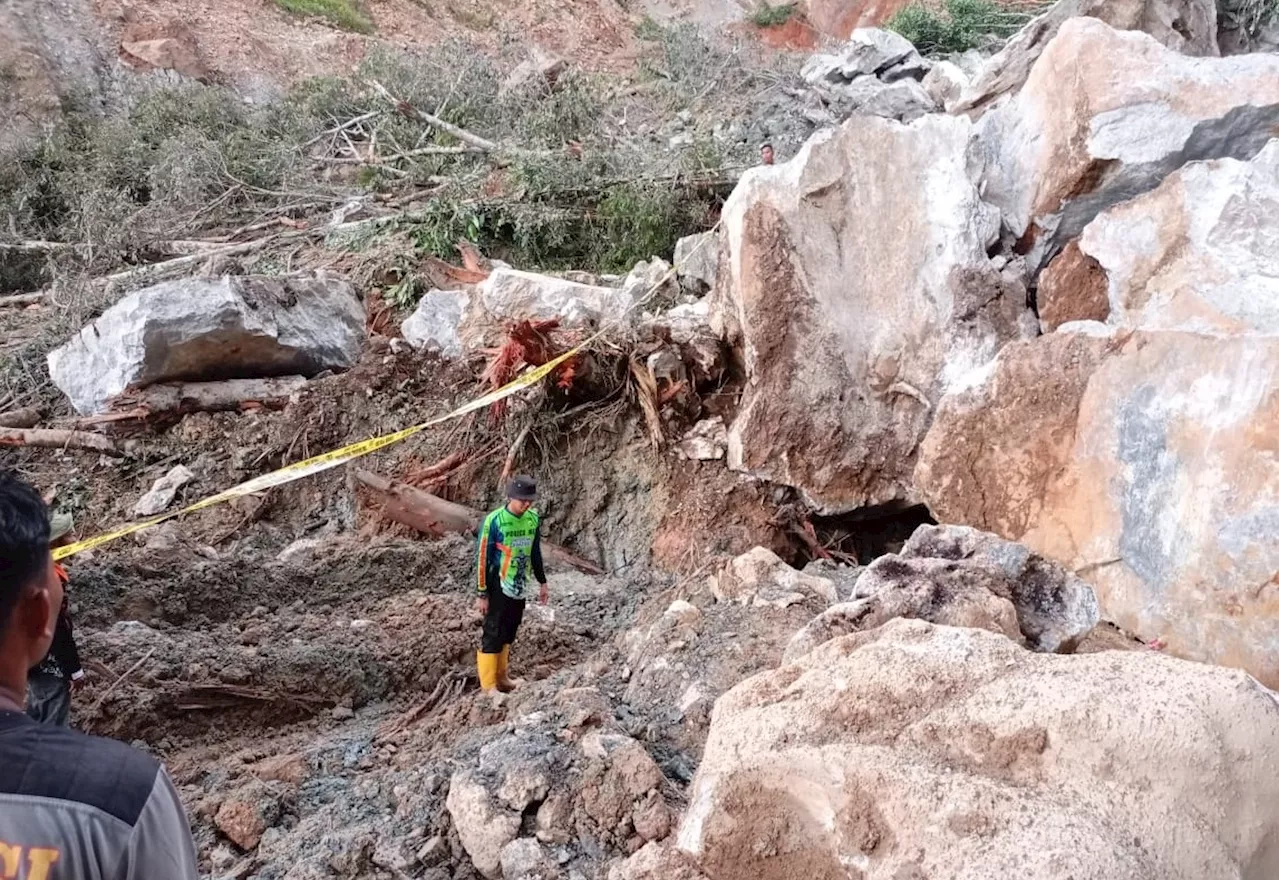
[400,289,469,358]
[916,329,1279,687]
[954,0,1221,116]
[709,114,1029,514]
[672,232,718,292]
[678,619,1279,880]
[1076,140,1279,335]
[47,273,364,414]
[976,17,1278,271]
[478,268,632,328]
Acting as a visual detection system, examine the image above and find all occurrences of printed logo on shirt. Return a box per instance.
[0,843,60,880]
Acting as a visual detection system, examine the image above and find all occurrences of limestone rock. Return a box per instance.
[607,843,709,880]
[710,114,1027,513]
[499,838,558,880]
[1079,140,1279,335]
[133,464,195,517]
[445,773,521,879]
[1036,239,1110,332]
[48,273,364,414]
[785,561,1021,664]
[579,732,667,845]
[709,547,837,610]
[473,268,632,337]
[895,524,1101,651]
[672,232,718,292]
[401,289,469,358]
[976,18,1278,271]
[786,525,1100,662]
[500,46,567,97]
[682,619,1280,880]
[674,418,727,461]
[836,75,937,122]
[921,59,969,111]
[214,784,279,851]
[955,0,1220,116]
[621,258,678,305]
[916,329,1279,686]
[801,29,918,82]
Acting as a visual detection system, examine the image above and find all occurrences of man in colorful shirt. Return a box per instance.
[475,475,548,694]
[27,512,85,726]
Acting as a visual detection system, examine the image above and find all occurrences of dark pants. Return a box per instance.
[481,591,526,654]
[26,671,70,727]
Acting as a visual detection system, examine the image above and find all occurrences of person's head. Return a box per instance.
[0,472,62,683]
[49,511,74,550]
[505,474,538,516]
[760,142,775,165]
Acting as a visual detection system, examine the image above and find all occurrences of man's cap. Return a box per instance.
[506,475,538,501]
[49,511,74,541]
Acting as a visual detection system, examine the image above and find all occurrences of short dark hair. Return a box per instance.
[760,142,773,150]
[0,471,51,631]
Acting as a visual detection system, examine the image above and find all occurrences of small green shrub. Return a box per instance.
[887,0,1039,54]
[749,2,796,27]
[271,0,374,33]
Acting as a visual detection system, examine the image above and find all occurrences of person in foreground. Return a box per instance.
[0,471,200,879]
[26,512,86,726]
[475,475,549,694]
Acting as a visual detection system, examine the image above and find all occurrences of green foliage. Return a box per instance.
[383,270,427,309]
[749,2,796,27]
[0,31,761,284]
[887,0,1039,54]
[271,0,374,33]
[591,184,685,273]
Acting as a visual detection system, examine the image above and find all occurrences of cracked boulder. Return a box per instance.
[976,17,1278,271]
[710,114,1030,513]
[1075,140,1278,335]
[675,619,1279,880]
[915,329,1279,687]
[48,273,364,414]
[801,29,939,123]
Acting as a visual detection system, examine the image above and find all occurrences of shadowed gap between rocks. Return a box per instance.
[800,501,937,567]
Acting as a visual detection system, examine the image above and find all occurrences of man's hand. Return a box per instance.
[538,582,549,605]
[475,596,489,618]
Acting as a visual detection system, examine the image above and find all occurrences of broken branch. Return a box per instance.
[0,427,121,457]
[0,406,42,429]
[0,292,46,308]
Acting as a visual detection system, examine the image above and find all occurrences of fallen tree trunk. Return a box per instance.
[355,469,604,575]
[0,407,42,429]
[100,376,308,421]
[0,427,121,456]
[0,292,45,308]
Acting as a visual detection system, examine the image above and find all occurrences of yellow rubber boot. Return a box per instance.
[496,645,518,693]
[476,651,500,693]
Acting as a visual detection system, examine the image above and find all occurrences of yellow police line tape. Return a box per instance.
[51,218,724,562]
[53,348,579,560]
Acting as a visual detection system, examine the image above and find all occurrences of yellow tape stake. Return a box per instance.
[54,347,580,560]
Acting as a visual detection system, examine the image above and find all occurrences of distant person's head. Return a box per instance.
[505,475,538,516]
[49,511,74,550]
[760,142,775,165]
[0,472,62,687]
